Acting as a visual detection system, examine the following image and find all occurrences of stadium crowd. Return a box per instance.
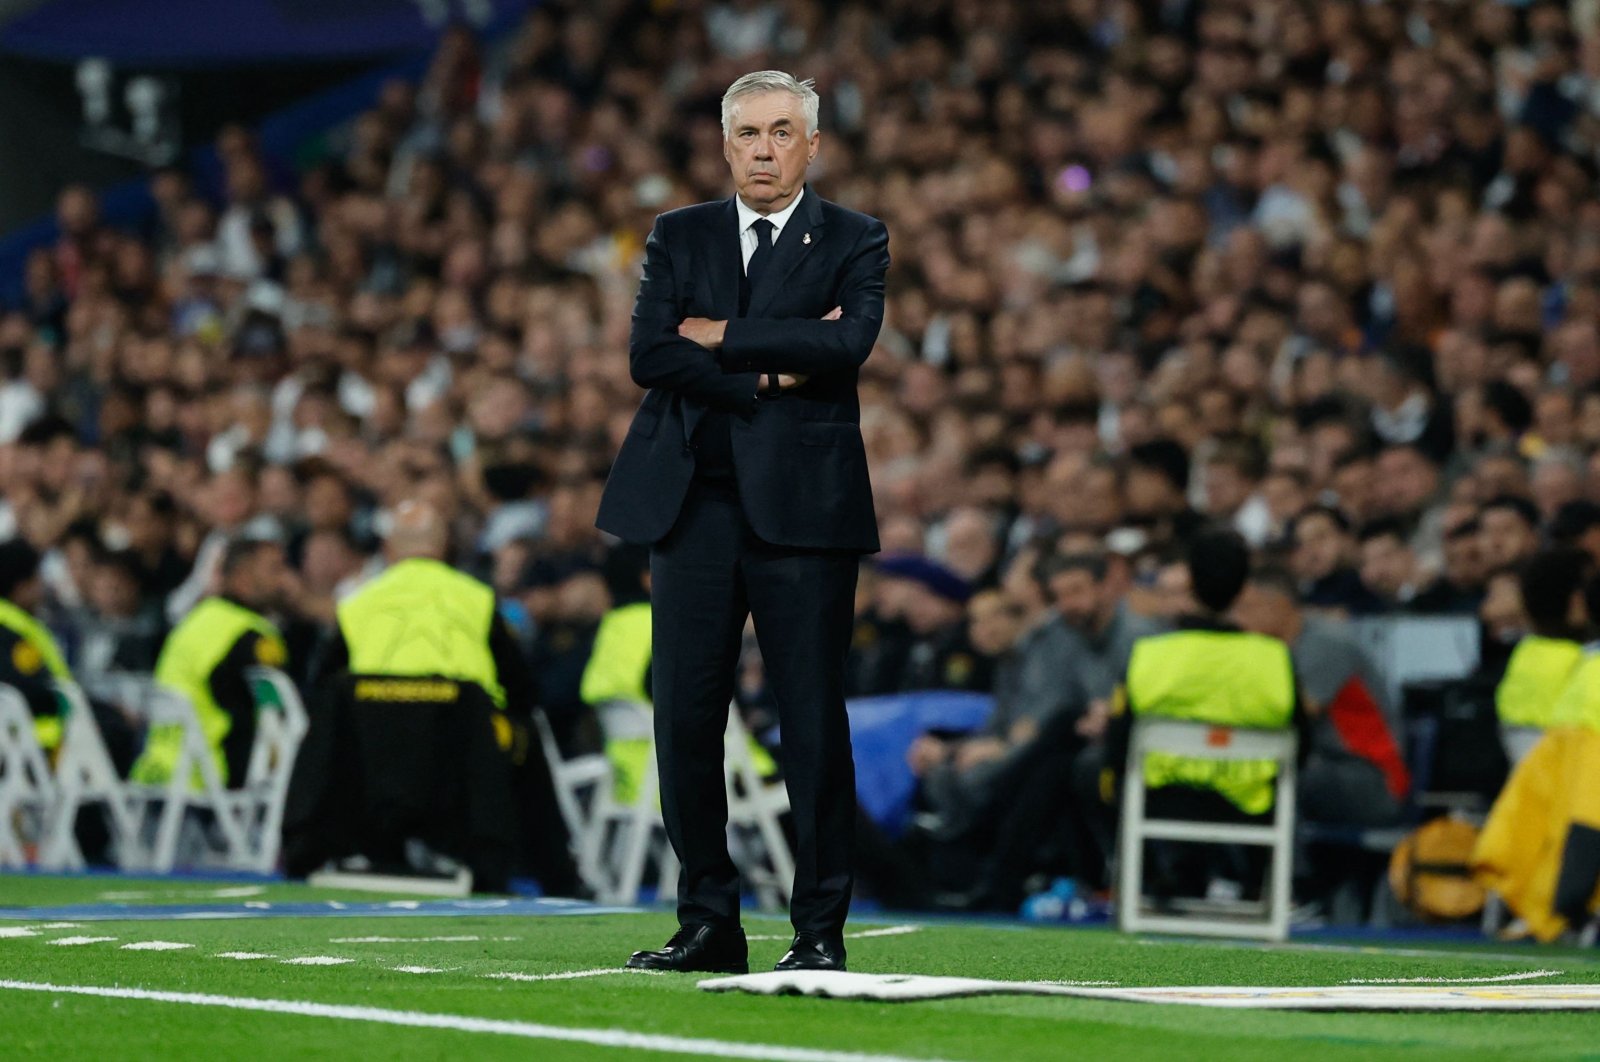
[5,0,1600,912]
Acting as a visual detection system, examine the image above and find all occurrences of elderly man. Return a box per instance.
[596,71,890,974]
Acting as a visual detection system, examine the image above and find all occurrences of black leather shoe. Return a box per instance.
[774,931,846,971]
[626,924,748,974]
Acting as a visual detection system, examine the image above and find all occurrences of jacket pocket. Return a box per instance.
[799,421,857,447]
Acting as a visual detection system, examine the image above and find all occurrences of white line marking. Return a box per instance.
[1030,980,1121,987]
[217,953,274,961]
[37,922,83,929]
[485,968,663,983]
[122,941,193,952]
[747,924,922,942]
[386,902,422,910]
[0,979,950,1062]
[1345,970,1564,985]
[281,957,353,966]
[0,928,38,938]
[330,935,518,944]
[392,966,449,975]
[50,936,115,946]
[1134,936,1585,966]
[850,926,922,939]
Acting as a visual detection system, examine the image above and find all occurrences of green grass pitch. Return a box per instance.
[1,875,1598,1060]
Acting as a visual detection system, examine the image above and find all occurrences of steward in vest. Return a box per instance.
[1104,530,1310,896]
[130,536,290,788]
[313,499,581,896]
[0,538,72,752]
[1474,569,1600,940]
[1496,547,1590,731]
[579,543,777,803]
[1235,566,1409,828]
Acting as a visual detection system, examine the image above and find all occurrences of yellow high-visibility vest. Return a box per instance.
[130,596,285,787]
[1125,629,1296,815]
[337,558,503,706]
[0,597,71,750]
[1497,635,1584,728]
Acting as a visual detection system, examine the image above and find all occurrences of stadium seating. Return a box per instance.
[1117,718,1299,942]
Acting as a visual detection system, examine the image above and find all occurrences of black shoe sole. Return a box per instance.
[625,959,750,975]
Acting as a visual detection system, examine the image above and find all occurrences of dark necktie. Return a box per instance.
[740,218,775,317]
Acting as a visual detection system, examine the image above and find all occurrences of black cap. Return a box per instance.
[1129,438,1191,494]
[1550,499,1600,542]
[1187,527,1250,613]
[0,538,42,599]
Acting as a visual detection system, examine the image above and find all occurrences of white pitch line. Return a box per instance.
[0,928,38,939]
[122,941,194,952]
[281,957,354,966]
[485,968,663,983]
[37,922,84,929]
[330,935,519,944]
[217,953,275,961]
[392,966,450,975]
[50,936,116,946]
[1133,936,1584,966]
[0,979,950,1062]
[1345,970,1564,985]
[747,924,922,943]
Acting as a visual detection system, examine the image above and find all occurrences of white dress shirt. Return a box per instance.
[735,187,805,273]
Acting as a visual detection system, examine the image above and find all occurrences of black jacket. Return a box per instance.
[595,189,889,552]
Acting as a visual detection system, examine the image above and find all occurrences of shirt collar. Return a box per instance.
[735,186,805,239]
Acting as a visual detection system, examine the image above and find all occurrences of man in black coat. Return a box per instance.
[596,70,889,974]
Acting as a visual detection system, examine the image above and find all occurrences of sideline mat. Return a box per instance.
[699,970,1600,1011]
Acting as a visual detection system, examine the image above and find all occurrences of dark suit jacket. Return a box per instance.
[595,188,888,553]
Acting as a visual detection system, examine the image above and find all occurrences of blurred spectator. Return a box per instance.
[1291,505,1382,615]
[1235,567,1407,829]
[1356,518,1425,611]
[74,548,166,677]
[1044,551,1163,701]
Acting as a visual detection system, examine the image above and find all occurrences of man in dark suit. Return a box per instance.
[596,70,889,974]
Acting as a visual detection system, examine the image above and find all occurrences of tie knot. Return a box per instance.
[752,218,775,245]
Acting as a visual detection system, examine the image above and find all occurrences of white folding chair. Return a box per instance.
[591,700,676,906]
[36,680,140,870]
[223,667,309,872]
[1118,718,1299,942]
[723,710,794,912]
[533,711,612,894]
[0,685,55,868]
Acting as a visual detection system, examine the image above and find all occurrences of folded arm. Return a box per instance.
[718,219,890,376]
[628,216,759,414]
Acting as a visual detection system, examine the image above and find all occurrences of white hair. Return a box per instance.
[720,70,820,138]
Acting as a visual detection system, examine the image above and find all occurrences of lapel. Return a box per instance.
[746,188,825,319]
[705,197,743,321]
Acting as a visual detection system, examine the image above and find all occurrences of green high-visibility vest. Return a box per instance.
[336,558,503,706]
[1497,635,1584,728]
[0,597,72,750]
[1549,649,1600,731]
[1125,628,1296,815]
[130,596,285,787]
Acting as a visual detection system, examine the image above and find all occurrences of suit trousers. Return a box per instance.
[649,477,859,934]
